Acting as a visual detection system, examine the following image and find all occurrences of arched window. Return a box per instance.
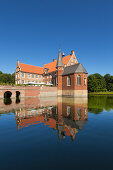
[77,75,81,86]
[84,76,87,85]
[67,76,71,86]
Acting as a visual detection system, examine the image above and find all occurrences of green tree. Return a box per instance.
[104,74,113,91]
[88,73,106,92]
[0,71,15,84]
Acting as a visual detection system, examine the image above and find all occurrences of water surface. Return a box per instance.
[0,96,113,170]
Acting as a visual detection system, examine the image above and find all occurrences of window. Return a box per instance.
[32,74,34,78]
[28,81,30,84]
[67,76,71,86]
[36,74,38,78]
[77,75,81,86]
[22,72,24,77]
[28,73,30,78]
[84,76,87,85]
[22,80,24,84]
[18,74,19,78]
[39,75,41,79]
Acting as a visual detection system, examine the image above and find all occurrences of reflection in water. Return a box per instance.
[88,95,113,114]
[1,96,113,170]
[15,97,88,141]
[16,97,20,104]
[4,98,12,105]
[2,95,113,141]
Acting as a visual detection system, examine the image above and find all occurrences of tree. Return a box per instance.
[104,74,113,91]
[0,71,15,84]
[88,73,106,92]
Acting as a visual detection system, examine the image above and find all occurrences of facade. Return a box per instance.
[15,50,78,85]
[15,50,88,96]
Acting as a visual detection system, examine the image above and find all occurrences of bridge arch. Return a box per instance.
[16,91,20,98]
[4,91,12,98]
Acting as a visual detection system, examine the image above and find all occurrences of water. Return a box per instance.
[0,96,113,170]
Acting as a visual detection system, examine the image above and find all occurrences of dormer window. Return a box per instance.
[44,68,49,74]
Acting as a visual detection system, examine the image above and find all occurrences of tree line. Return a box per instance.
[88,73,113,92]
[0,71,15,84]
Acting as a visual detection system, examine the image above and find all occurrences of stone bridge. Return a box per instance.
[0,85,57,99]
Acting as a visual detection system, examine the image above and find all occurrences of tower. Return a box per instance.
[56,49,64,96]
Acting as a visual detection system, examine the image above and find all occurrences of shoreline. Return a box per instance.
[89,92,113,95]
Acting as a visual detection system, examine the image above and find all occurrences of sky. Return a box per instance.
[0,0,113,75]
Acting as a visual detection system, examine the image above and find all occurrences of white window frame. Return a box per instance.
[22,72,24,78]
[32,74,34,78]
[77,75,81,86]
[28,73,31,78]
[67,76,71,86]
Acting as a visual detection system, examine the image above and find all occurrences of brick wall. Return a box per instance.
[0,85,57,98]
[62,73,87,90]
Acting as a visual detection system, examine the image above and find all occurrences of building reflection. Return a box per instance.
[15,97,88,141]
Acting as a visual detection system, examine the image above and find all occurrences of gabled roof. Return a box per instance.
[19,63,44,74]
[18,53,73,74]
[56,50,63,67]
[62,63,87,76]
[43,55,71,73]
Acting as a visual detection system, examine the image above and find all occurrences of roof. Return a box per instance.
[19,63,44,74]
[62,63,87,76]
[56,50,63,67]
[18,53,72,74]
[43,55,71,73]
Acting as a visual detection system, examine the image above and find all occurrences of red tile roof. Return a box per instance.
[19,63,44,74]
[19,55,71,74]
[43,55,71,73]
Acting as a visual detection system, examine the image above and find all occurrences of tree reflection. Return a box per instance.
[88,95,113,114]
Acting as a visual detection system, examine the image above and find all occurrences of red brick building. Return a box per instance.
[15,50,88,96]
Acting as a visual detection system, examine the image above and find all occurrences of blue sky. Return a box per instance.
[0,0,113,75]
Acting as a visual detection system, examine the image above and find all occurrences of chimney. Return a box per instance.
[62,52,65,57]
[71,50,75,56]
[17,60,20,64]
[53,59,56,62]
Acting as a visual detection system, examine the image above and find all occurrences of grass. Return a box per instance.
[89,91,113,95]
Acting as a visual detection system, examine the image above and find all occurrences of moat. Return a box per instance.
[0,96,113,170]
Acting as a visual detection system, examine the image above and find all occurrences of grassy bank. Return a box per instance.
[89,91,113,95]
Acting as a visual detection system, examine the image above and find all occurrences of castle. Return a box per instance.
[15,50,88,96]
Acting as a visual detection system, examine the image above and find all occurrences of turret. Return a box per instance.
[56,49,64,96]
